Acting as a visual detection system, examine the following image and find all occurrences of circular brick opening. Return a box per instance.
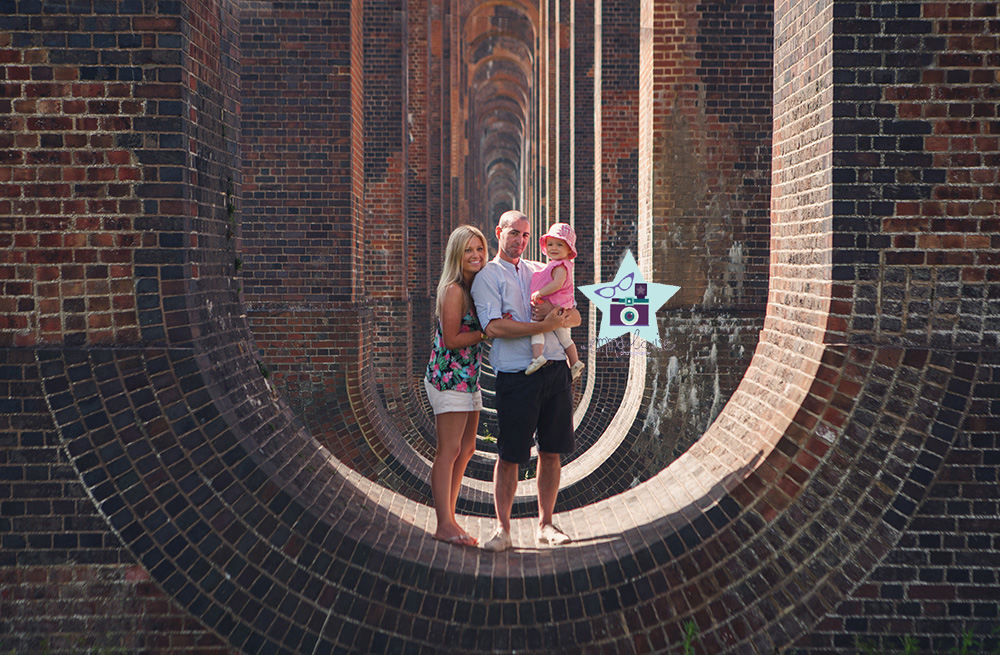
[13,1,996,653]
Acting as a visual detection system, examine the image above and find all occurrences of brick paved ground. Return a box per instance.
[1,0,998,654]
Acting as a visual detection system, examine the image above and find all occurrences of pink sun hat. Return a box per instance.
[539,222,578,259]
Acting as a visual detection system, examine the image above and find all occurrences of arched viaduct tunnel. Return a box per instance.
[1,0,999,653]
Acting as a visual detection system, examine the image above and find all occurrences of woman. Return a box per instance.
[423,225,489,546]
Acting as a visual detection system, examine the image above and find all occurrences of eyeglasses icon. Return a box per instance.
[594,272,634,299]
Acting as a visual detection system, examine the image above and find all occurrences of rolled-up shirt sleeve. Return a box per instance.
[471,265,503,330]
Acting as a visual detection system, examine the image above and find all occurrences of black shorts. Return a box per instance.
[494,362,575,464]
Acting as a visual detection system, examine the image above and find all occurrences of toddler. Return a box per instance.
[526,223,584,380]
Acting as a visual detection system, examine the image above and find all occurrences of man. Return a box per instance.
[471,210,581,552]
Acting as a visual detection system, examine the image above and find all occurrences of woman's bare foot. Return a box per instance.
[433,525,478,547]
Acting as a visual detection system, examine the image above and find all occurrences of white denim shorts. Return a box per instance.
[423,378,483,415]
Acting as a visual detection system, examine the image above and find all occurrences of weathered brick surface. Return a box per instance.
[0,350,121,568]
[785,0,1000,650]
[364,0,415,424]
[0,0,998,654]
[643,0,773,487]
[240,1,379,468]
[828,0,1000,351]
[652,0,772,311]
[240,1,362,306]
[1,563,238,655]
[1,1,243,652]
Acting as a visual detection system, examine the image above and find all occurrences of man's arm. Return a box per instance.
[472,262,578,339]
[531,299,581,329]
[484,306,571,338]
[471,265,502,329]
[561,307,581,329]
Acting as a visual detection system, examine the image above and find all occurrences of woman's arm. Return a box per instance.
[440,283,487,350]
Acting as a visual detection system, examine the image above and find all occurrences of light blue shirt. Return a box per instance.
[471,255,569,373]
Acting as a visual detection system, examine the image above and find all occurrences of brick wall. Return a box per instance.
[240,0,372,463]
[1,0,241,652]
[641,0,773,472]
[574,0,596,356]
[790,0,1000,650]
[364,0,415,424]
[1,0,998,653]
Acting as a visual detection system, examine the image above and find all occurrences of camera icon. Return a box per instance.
[610,283,649,327]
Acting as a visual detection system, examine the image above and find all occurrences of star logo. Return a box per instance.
[579,250,679,346]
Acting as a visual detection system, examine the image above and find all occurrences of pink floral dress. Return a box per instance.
[424,310,482,392]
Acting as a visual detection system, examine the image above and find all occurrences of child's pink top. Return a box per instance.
[530,260,574,308]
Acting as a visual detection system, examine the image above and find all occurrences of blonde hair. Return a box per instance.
[435,225,489,319]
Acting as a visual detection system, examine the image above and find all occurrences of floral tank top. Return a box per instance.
[424,309,483,393]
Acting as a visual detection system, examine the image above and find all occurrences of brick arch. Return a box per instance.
[467,64,533,224]
[482,112,526,136]
[486,174,518,208]
[473,96,528,138]
[483,127,522,149]
[463,0,539,47]
[474,97,528,140]
[5,1,998,655]
[485,156,518,182]
[469,96,529,228]
[480,117,526,187]
[468,37,535,70]
[461,17,653,501]
[463,1,536,228]
[470,68,532,109]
